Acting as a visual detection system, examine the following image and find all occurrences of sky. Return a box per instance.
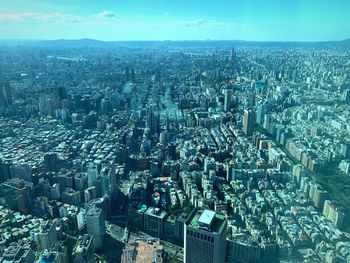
[0,0,349,41]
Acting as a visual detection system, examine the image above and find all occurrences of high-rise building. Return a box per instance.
[0,82,12,107]
[256,104,265,124]
[86,207,105,249]
[37,220,58,251]
[87,163,98,187]
[130,68,135,82]
[226,162,234,182]
[54,86,67,101]
[230,47,236,61]
[125,66,129,82]
[243,108,256,136]
[1,178,34,214]
[224,89,232,112]
[49,241,69,263]
[44,153,58,172]
[72,235,95,263]
[342,89,350,103]
[84,187,96,203]
[263,114,272,132]
[143,207,167,237]
[227,233,262,263]
[184,208,227,263]
[323,200,345,228]
[0,244,35,262]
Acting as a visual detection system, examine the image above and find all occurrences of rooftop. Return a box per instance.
[188,209,226,234]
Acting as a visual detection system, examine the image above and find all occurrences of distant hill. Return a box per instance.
[0,38,350,49]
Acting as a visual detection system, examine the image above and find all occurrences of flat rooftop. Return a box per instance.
[188,209,226,234]
[198,210,216,226]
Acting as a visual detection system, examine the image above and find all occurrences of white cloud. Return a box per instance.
[0,12,81,23]
[178,18,239,28]
[91,11,116,19]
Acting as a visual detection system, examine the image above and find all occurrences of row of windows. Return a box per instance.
[187,230,214,243]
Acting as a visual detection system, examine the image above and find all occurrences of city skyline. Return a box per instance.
[1,0,350,41]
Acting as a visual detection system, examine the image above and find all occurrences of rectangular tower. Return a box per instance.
[243,108,256,136]
[184,208,227,263]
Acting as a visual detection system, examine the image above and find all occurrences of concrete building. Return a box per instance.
[143,207,167,237]
[243,108,256,137]
[0,244,35,263]
[224,89,232,112]
[86,207,105,249]
[38,220,57,251]
[0,81,12,107]
[1,178,34,214]
[72,235,95,263]
[184,208,227,263]
[323,200,345,228]
[226,233,261,263]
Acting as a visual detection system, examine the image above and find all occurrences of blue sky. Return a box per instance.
[0,0,349,41]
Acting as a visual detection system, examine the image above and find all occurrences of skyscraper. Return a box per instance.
[243,108,256,136]
[54,86,67,101]
[224,89,232,112]
[86,207,105,249]
[37,220,57,251]
[230,47,236,61]
[125,66,129,82]
[256,104,265,124]
[184,208,227,263]
[0,82,12,107]
[72,235,95,263]
[87,163,98,188]
[1,178,34,214]
[342,89,350,103]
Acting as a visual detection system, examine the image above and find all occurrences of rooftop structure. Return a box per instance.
[188,209,226,234]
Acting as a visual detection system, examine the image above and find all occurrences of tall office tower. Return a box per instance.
[87,163,98,187]
[184,208,227,263]
[256,104,265,124]
[100,173,110,196]
[86,207,105,249]
[1,178,34,214]
[342,89,350,103]
[72,235,95,263]
[84,187,96,203]
[50,241,69,263]
[54,86,67,101]
[0,81,12,107]
[243,108,256,137]
[226,162,234,182]
[230,47,236,61]
[146,106,159,134]
[263,114,272,131]
[248,91,256,107]
[224,89,232,112]
[0,159,11,183]
[125,66,129,82]
[130,68,135,82]
[44,153,58,172]
[37,220,57,251]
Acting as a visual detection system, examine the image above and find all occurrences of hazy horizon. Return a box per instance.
[0,38,350,43]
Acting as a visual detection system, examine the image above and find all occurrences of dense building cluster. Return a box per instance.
[0,41,350,262]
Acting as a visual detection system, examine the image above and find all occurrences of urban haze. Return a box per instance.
[1,1,350,263]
